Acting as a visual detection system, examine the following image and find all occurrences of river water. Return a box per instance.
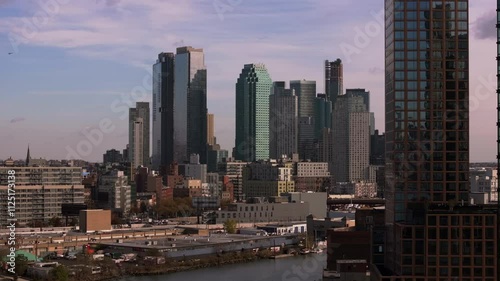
[120,253,327,281]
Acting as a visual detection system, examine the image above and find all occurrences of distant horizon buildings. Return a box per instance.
[234,63,273,162]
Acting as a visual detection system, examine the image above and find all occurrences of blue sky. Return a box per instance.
[0,0,497,162]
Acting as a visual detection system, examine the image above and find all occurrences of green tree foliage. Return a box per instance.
[15,255,29,276]
[48,216,63,227]
[223,219,237,234]
[154,198,194,218]
[50,265,69,281]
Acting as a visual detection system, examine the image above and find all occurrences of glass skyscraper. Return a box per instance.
[152,52,175,170]
[269,81,298,159]
[290,80,316,160]
[173,46,208,164]
[372,1,497,280]
[234,64,273,162]
[385,0,469,228]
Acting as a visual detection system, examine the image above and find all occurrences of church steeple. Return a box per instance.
[25,145,30,166]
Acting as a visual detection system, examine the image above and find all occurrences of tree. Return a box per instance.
[69,217,78,227]
[111,212,124,225]
[15,255,29,276]
[223,219,237,234]
[0,248,9,259]
[49,216,63,227]
[130,204,140,215]
[140,202,148,213]
[50,265,69,281]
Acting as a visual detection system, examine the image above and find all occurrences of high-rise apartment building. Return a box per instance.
[132,117,144,169]
[345,88,370,111]
[325,59,343,105]
[218,160,248,201]
[384,0,469,228]
[173,46,208,164]
[371,1,497,280]
[234,64,273,162]
[269,81,298,159]
[98,170,131,214]
[346,88,374,135]
[103,149,123,164]
[332,93,370,182]
[0,167,84,227]
[152,52,175,170]
[129,102,150,168]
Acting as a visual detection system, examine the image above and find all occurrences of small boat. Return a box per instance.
[312,248,323,254]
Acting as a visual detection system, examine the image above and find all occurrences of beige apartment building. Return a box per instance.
[0,167,84,227]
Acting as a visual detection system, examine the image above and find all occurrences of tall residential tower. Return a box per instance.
[372,1,498,280]
[129,102,150,168]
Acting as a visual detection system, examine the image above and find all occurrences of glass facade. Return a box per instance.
[314,94,332,139]
[235,64,273,161]
[290,80,317,160]
[173,47,207,164]
[152,52,175,170]
[385,0,469,224]
[269,82,298,159]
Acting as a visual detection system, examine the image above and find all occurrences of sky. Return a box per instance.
[0,0,497,162]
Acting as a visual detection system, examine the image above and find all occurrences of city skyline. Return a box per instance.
[0,0,496,162]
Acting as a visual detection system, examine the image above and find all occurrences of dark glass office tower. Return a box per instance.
[152,52,175,170]
[269,81,298,159]
[290,80,316,161]
[173,46,208,164]
[371,1,497,280]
